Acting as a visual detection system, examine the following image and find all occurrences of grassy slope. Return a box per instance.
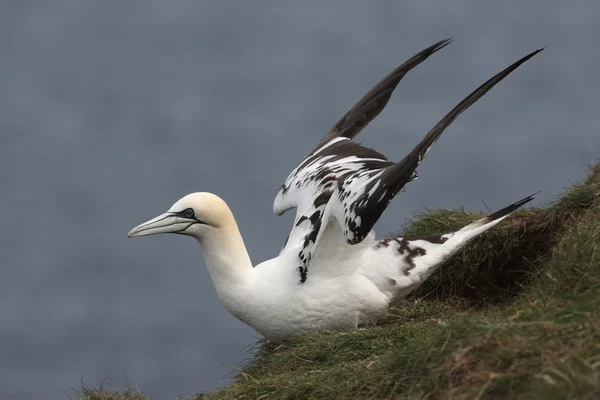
[79,165,600,400]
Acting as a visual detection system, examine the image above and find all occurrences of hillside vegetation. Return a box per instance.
[76,164,600,400]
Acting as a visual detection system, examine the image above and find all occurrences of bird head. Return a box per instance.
[127,192,231,240]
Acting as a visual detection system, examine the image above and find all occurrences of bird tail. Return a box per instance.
[446,192,537,249]
[370,192,538,301]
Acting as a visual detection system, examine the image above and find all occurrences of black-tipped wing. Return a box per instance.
[274,43,543,282]
[330,48,545,244]
[312,38,453,153]
[274,40,453,280]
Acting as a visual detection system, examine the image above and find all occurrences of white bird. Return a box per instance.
[127,40,542,342]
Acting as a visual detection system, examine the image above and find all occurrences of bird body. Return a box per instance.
[128,40,542,341]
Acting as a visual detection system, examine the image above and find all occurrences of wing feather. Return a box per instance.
[331,48,545,244]
[312,38,453,153]
[274,42,543,283]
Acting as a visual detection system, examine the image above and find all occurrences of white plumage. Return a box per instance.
[127,40,542,342]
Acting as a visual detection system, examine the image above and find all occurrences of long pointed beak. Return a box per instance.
[127,213,192,238]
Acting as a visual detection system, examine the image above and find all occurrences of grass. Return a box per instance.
[74,164,600,400]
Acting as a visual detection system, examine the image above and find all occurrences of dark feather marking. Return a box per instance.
[377,238,391,248]
[309,211,321,223]
[314,191,333,208]
[297,209,324,283]
[299,266,307,283]
[302,221,320,253]
[392,239,427,275]
[405,247,426,273]
[397,238,410,254]
[294,210,322,228]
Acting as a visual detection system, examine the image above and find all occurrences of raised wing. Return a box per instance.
[311,38,453,152]
[274,41,543,283]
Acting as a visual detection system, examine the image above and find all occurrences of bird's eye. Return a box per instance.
[183,208,195,219]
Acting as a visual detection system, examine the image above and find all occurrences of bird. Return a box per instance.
[127,39,543,342]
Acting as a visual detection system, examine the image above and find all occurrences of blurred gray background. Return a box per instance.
[1,1,599,399]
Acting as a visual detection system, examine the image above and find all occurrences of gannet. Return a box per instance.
[128,40,542,342]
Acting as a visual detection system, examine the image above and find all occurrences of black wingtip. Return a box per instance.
[515,47,545,65]
[425,38,453,56]
[314,38,456,150]
[408,38,453,69]
[437,38,454,49]
[409,45,544,163]
[483,191,539,223]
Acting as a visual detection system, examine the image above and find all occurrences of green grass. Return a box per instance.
[74,164,600,400]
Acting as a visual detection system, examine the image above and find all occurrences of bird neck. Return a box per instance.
[197,218,253,292]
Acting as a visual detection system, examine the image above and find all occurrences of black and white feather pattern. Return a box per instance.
[273,39,543,283]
